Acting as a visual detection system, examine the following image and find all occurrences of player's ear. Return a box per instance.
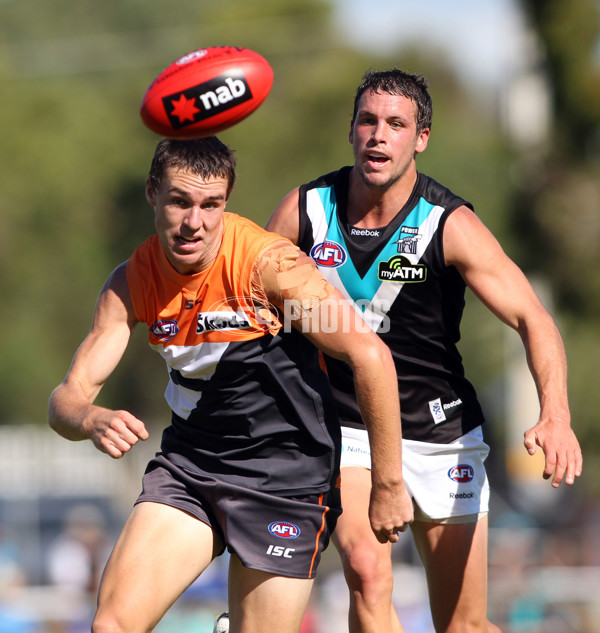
[349,120,355,145]
[145,178,156,206]
[415,128,430,154]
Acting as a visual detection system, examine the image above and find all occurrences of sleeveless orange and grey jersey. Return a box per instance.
[126,213,340,495]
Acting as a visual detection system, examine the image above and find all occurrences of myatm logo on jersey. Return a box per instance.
[268,521,301,539]
[448,464,474,483]
[310,240,346,267]
[378,255,427,282]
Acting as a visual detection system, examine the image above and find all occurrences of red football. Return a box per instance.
[140,46,274,139]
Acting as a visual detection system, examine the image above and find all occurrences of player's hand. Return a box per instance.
[369,482,414,544]
[523,417,582,488]
[83,408,149,459]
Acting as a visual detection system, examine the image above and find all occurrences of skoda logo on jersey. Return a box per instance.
[268,521,301,539]
[448,464,474,483]
[310,240,346,268]
[196,311,252,334]
[151,319,179,341]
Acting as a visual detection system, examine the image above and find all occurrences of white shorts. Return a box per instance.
[340,426,490,522]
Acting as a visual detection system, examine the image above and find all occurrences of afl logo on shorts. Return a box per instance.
[310,240,346,267]
[268,521,301,539]
[448,464,474,483]
[151,319,179,341]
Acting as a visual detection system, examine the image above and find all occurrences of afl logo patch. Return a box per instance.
[151,319,179,341]
[268,521,301,539]
[448,464,474,483]
[310,240,346,268]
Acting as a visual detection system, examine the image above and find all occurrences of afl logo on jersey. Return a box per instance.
[310,240,346,268]
[151,319,179,341]
[448,464,474,483]
[268,521,301,539]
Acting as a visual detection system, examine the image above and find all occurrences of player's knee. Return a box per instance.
[92,612,135,633]
[341,542,394,594]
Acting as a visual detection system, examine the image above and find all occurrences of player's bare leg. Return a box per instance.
[92,502,222,633]
[227,554,314,633]
[411,515,502,633]
[333,466,404,633]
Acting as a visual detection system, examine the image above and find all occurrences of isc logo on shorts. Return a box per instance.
[268,521,301,539]
[310,241,346,267]
[266,545,295,558]
[448,464,474,483]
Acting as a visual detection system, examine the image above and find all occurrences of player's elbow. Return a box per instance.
[350,333,394,375]
[47,387,65,435]
[47,383,80,440]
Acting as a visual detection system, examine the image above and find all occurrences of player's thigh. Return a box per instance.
[96,501,222,627]
[332,466,374,547]
[411,516,489,622]
[227,553,314,633]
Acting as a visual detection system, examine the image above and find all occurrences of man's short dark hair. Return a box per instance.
[352,69,432,134]
[147,136,237,197]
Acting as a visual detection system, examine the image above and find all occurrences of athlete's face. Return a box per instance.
[350,90,430,192]
[147,167,228,275]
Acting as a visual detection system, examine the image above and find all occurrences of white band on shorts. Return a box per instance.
[340,426,371,469]
[340,425,490,522]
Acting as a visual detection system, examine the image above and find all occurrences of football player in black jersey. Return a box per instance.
[267,69,582,633]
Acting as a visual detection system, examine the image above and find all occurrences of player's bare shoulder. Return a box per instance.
[443,204,496,268]
[95,262,137,328]
[266,187,301,244]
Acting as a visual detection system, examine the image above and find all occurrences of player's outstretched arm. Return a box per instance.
[444,206,583,487]
[257,243,414,542]
[48,263,149,459]
[299,291,414,542]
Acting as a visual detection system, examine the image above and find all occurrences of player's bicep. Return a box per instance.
[444,207,545,329]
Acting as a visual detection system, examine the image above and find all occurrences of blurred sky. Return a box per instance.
[329,0,530,89]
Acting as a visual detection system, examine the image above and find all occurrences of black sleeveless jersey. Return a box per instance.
[298,167,485,443]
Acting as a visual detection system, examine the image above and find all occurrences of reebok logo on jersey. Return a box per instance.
[196,311,252,334]
[350,228,380,237]
[378,255,427,282]
[428,394,463,424]
[443,399,463,411]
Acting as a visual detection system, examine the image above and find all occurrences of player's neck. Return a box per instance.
[347,168,417,229]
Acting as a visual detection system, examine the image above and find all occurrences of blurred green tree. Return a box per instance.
[512,0,600,480]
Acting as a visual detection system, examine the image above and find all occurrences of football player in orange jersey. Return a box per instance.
[48,137,413,633]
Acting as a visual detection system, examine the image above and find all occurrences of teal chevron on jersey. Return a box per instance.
[331,197,443,308]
